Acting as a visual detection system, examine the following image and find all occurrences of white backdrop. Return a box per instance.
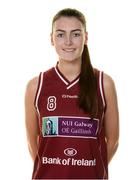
[0,0,134,179]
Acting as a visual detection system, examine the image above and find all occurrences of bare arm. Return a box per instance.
[25,77,39,162]
[103,73,119,164]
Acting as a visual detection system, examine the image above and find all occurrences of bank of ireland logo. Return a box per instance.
[47,96,56,111]
[64,148,77,157]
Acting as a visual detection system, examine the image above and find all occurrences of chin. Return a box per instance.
[60,55,81,62]
[60,58,81,64]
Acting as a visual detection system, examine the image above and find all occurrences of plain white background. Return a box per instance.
[0,0,134,179]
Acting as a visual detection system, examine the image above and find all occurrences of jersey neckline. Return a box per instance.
[54,62,80,89]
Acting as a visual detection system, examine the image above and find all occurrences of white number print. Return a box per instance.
[47,96,56,111]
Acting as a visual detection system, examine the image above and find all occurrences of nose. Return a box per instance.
[65,35,72,46]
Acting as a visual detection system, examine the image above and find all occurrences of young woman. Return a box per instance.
[25,8,119,179]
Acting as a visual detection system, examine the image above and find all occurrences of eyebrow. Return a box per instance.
[55,29,82,33]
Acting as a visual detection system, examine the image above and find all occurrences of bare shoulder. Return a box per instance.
[25,76,39,99]
[103,73,116,92]
[103,73,117,100]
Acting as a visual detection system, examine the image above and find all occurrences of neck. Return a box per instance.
[57,58,81,81]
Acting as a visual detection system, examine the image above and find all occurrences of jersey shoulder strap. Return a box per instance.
[94,68,106,113]
[34,72,44,116]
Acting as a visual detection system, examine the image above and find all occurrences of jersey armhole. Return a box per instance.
[34,72,44,116]
[99,71,107,113]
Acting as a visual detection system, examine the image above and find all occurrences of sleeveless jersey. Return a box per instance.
[32,64,108,179]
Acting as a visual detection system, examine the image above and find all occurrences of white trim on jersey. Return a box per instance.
[54,67,69,85]
[67,78,80,90]
[35,72,44,116]
[99,71,106,134]
[99,71,106,109]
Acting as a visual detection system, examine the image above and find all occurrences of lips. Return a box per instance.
[63,48,75,52]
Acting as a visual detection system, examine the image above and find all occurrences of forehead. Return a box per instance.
[53,17,84,31]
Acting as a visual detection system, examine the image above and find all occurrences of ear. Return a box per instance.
[84,32,88,45]
[51,33,54,46]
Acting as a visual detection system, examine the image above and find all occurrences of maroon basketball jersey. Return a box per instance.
[32,64,108,179]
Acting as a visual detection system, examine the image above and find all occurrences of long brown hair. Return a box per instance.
[52,8,98,117]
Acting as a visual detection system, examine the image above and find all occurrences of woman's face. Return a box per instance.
[51,17,88,62]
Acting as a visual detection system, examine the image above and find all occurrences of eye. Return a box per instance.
[57,33,64,38]
[73,33,81,37]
